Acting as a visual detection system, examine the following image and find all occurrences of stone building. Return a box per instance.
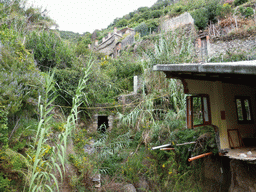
[90,27,135,57]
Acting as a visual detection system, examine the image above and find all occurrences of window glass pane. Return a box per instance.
[203,97,209,122]
[244,99,251,120]
[193,97,203,126]
[236,99,243,121]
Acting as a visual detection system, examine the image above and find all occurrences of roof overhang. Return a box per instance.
[153,61,256,87]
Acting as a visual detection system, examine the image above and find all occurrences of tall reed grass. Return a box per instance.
[27,62,91,191]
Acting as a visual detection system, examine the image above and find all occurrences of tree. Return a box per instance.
[116,19,128,28]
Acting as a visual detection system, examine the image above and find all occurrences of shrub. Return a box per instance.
[234,0,248,6]
[240,7,254,18]
[116,19,128,28]
[138,18,145,23]
[205,0,221,23]
[0,107,8,148]
[164,7,170,15]
[138,7,149,13]
[142,11,152,20]
[26,31,75,71]
[0,40,42,117]
[191,8,209,30]
[0,173,10,191]
[75,35,92,56]
[135,22,149,37]
[146,19,159,33]
[170,5,185,16]
[216,3,232,19]
[152,10,163,18]
[54,68,83,107]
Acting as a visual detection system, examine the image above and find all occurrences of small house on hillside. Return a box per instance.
[154,61,256,190]
[154,61,256,160]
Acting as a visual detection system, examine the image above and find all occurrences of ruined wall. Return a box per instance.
[121,33,135,49]
[160,12,194,32]
[208,36,256,60]
[97,34,122,55]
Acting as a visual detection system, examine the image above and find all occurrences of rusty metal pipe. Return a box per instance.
[188,152,213,162]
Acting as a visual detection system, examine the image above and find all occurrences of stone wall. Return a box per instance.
[97,34,121,55]
[91,114,114,132]
[95,28,135,56]
[160,12,194,32]
[121,33,135,49]
[229,159,256,191]
[208,36,256,60]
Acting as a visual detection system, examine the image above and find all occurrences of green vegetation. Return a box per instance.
[0,0,255,191]
[234,0,248,6]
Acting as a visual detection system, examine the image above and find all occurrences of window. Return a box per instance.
[235,96,253,124]
[186,95,211,129]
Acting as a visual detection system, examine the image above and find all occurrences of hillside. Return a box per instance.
[0,0,256,191]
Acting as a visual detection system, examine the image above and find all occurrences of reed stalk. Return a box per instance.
[27,61,92,191]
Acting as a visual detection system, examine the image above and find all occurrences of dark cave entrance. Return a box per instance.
[97,115,109,133]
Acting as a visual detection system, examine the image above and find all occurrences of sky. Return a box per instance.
[26,0,157,34]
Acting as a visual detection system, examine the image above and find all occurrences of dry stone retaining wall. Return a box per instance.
[161,12,194,32]
[121,33,135,49]
[208,36,256,60]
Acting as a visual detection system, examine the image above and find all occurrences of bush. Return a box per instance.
[152,10,163,18]
[138,7,149,13]
[54,68,83,107]
[142,11,152,20]
[146,19,159,33]
[75,35,92,56]
[151,0,171,10]
[240,7,254,18]
[170,5,185,16]
[0,40,42,117]
[26,31,75,71]
[135,22,149,37]
[138,18,145,23]
[216,3,232,19]
[116,19,128,28]
[234,0,248,6]
[191,8,209,30]
[205,0,221,23]
[0,107,8,148]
